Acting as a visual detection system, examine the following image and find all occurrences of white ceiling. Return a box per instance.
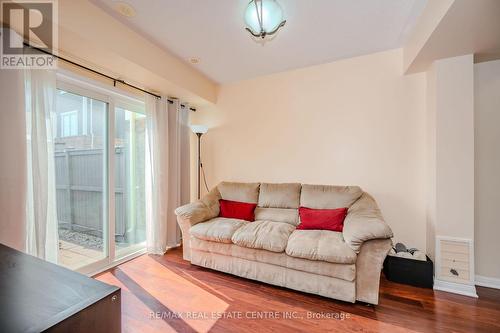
[92,0,427,84]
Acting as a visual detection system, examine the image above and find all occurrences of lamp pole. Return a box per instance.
[191,124,208,200]
[197,132,202,200]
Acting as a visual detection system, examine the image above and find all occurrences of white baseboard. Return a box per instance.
[433,279,478,298]
[475,275,500,290]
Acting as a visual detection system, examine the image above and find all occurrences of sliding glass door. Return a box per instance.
[114,104,147,257]
[54,76,146,274]
[55,88,108,271]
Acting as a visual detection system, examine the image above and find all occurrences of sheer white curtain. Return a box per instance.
[25,69,59,263]
[145,96,190,254]
[167,101,190,247]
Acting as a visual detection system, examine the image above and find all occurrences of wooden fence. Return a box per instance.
[55,148,129,239]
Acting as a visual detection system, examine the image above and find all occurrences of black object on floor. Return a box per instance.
[0,243,121,332]
[383,254,434,289]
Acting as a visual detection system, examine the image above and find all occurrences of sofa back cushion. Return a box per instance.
[217,181,260,203]
[258,183,301,208]
[215,182,364,226]
[255,183,301,226]
[300,184,362,209]
[254,207,300,225]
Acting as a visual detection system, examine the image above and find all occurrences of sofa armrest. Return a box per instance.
[175,201,213,226]
[175,187,221,226]
[175,187,221,260]
[355,238,392,304]
[343,193,393,253]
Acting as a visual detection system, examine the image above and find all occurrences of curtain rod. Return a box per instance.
[23,42,196,112]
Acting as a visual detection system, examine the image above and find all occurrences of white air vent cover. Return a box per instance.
[436,236,474,284]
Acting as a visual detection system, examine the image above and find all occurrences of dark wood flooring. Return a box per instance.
[96,247,500,333]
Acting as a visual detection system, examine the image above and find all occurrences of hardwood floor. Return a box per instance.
[96,247,500,333]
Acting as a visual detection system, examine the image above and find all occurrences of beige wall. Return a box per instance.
[57,0,217,105]
[425,55,475,284]
[1,0,218,106]
[0,66,26,251]
[475,59,500,279]
[437,55,475,239]
[425,62,437,261]
[404,0,500,73]
[404,0,454,73]
[192,49,427,250]
[425,56,475,283]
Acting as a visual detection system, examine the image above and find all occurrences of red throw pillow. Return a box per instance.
[219,199,257,222]
[297,207,348,232]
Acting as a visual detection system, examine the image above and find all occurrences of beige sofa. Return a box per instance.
[175,182,393,304]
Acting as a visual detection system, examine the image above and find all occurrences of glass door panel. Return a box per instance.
[114,106,147,257]
[55,89,108,270]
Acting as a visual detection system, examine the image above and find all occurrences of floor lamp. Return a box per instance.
[190,125,208,199]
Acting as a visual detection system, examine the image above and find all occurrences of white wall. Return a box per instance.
[475,59,500,280]
[425,62,437,261]
[434,55,475,240]
[0,67,26,251]
[425,55,475,287]
[193,49,427,250]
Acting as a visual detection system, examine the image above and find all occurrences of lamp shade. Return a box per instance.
[190,124,208,134]
[244,0,284,35]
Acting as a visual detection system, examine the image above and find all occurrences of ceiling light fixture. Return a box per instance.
[244,0,286,40]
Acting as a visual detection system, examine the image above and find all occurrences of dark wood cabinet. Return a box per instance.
[0,243,121,333]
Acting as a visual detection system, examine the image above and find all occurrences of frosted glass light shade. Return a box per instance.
[244,0,284,35]
[190,125,208,134]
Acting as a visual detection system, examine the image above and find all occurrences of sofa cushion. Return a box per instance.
[190,237,356,281]
[297,207,348,232]
[217,181,260,203]
[286,230,357,264]
[219,199,257,221]
[254,207,300,225]
[258,183,301,209]
[231,220,295,252]
[190,217,247,243]
[300,184,363,209]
